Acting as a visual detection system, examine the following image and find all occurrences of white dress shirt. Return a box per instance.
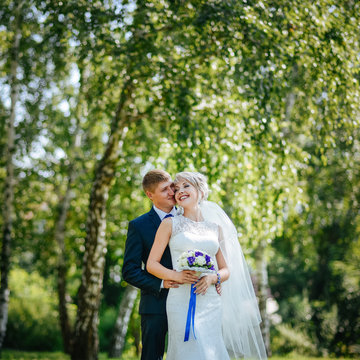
[153,205,177,221]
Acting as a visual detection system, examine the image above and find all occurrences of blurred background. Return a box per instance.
[0,0,359,359]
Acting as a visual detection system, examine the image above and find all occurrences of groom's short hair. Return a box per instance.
[142,169,171,193]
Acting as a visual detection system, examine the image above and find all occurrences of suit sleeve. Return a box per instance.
[122,220,162,296]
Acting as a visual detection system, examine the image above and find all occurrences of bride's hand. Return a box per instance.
[193,274,217,295]
[174,270,199,284]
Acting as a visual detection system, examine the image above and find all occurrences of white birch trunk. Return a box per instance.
[0,4,21,352]
[108,286,138,358]
[255,240,271,357]
[71,79,133,360]
[55,70,86,355]
[55,171,76,354]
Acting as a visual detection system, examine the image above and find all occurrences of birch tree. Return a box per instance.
[108,285,138,358]
[0,0,72,352]
[0,2,21,351]
[54,70,87,354]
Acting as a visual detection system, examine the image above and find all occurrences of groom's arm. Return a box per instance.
[122,220,162,297]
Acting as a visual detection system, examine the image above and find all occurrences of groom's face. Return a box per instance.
[146,180,176,212]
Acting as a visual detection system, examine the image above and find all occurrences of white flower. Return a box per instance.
[179,258,188,267]
[195,256,206,266]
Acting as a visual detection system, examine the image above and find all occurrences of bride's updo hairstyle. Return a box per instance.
[174,171,209,204]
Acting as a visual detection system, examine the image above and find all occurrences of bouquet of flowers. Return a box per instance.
[177,249,216,274]
[177,249,217,341]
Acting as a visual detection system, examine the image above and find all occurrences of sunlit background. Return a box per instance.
[0,0,359,359]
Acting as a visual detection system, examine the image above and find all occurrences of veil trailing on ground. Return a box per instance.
[200,201,268,360]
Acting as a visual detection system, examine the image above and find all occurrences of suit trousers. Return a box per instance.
[141,313,168,360]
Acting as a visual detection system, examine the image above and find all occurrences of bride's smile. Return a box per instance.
[174,181,199,209]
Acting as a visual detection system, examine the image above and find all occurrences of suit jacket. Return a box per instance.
[122,207,172,315]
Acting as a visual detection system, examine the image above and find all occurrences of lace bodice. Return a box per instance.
[169,215,220,271]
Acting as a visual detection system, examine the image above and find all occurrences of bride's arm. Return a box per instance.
[215,248,230,283]
[193,248,230,295]
[215,225,230,284]
[146,219,175,280]
[147,219,199,284]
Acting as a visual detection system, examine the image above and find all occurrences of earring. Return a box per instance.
[177,206,184,215]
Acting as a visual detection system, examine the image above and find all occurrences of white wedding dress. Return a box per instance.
[166,215,230,360]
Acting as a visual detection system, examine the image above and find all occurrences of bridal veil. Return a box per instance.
[200,201,268,360]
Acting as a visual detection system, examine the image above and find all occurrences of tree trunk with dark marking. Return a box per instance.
[71,80,133,360]
[55,69,86,355]
[255,239,271,357]
[0,3,21,353]
[108,285,138,359]
[55,171,76,354]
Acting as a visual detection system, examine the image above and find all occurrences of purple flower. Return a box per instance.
[195,251,203,257]
[205,254,211,264]
[209,265,215,270]
[187,256,196,266]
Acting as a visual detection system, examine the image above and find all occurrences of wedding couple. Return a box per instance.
[122,170,267,360]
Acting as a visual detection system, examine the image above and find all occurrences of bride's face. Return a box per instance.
[174,180,199,208]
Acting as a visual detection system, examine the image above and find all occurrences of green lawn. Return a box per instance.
[1,351,116,360]
[1,351,142,360]
[1,350,357,360]
[271,357,354,360]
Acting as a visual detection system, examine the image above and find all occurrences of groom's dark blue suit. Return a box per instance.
[122,207,172,360]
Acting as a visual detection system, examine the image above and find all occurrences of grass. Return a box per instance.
[1,351,69,360]
[0,350,137,360]
[271,357,354,360]
[1,351,357,360]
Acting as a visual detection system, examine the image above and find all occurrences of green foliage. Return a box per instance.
[98,307,117,352]
[271,323,317,356]
[4,269,63,351]
[4,268,133,353]
[270,133,360,356]
[1,0,359,357]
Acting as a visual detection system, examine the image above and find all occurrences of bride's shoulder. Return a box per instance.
[170,215,186,237]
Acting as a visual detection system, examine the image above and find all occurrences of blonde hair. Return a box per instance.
[142,169,171,193]
[174,172,209,203]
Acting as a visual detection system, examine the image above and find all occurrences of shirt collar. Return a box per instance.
[153,205,177,221]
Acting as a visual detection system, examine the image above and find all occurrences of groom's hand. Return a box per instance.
[163,280,180,289]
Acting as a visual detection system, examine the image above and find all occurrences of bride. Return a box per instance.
[147,172,267,360]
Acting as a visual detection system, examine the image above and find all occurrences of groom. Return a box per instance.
[122,169,179,360]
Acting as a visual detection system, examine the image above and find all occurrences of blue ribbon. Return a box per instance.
[184,283,197,342]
